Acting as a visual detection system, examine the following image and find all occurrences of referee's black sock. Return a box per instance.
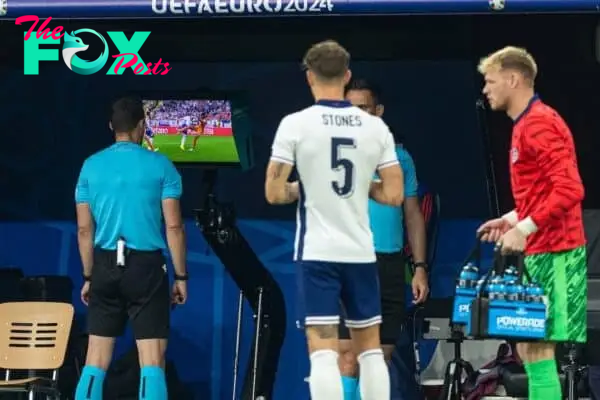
[139,365,168,400]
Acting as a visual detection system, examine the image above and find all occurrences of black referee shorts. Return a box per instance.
[87,248,170,340]
[339,251,406,345]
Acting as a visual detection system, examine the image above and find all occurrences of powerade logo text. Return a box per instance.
[488,305,546,339]
[458,304,470,313]
[452,294,473,325]
[496,316,545,329]
[16,16,172,75]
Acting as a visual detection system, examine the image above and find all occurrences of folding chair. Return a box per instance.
[0,301,74,400]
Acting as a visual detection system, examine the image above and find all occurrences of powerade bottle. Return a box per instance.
[496,281,507,301]
[525,283,535,302]
[488,276,502,300]
[512,282,527,327]
[453,263,479,326]
[459,263,479,288]
[505,280,518,301]
[524,282,546,338]
[526,283,544,303]
[503,266,518,283]
[513,282,526,302]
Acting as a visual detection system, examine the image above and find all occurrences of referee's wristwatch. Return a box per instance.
[83,274,92,282]
[174,274,189,281]
[413,262,429,272]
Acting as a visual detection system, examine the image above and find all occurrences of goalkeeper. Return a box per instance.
[476,46,586,400]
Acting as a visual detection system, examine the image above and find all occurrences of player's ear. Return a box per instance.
[375,104,384,118]
[306,70,314,87]
[343,69,352,86]
[509,72,518,89]
[136,119,144,131]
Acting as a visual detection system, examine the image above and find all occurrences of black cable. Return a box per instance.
[476,99,500,217]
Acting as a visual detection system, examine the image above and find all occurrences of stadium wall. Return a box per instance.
[0,60,490,221]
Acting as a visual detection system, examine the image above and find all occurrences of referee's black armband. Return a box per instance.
[174,274,188,281]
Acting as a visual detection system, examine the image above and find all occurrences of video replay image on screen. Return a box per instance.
[142,99,239,164]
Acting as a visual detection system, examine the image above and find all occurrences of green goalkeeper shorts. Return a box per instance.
[524,246,587,343]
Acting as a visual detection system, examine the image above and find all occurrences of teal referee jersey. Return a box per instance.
[369,145,418,253]
[75,141,182,251]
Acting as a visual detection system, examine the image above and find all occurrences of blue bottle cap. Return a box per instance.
[525,284,542,295]
[514,284,524,293]
[496,283,507,294]
[505,282,516,294]
[530,286,543,296]
[464,272,478,281]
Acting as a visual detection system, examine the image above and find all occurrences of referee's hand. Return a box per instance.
[81,282,91,306]
[172,280,187,305]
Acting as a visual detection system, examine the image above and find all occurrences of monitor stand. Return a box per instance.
[195,169,286,400]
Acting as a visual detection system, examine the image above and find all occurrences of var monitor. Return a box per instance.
[142,97,251,168]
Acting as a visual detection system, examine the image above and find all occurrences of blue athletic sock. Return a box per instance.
[355,381,362,400]
[342,376,358,400]
[139,365,168,400]
[75,365,106,400]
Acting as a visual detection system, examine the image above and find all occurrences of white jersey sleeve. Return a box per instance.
[377,121,400,170]
[270,116,296,166]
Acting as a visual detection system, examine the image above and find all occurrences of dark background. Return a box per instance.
[1,14,598,222]
[0,13,599,399]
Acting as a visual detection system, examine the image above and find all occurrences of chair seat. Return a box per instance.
[0,376,56,392]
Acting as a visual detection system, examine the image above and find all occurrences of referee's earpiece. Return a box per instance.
[109,121,113,131]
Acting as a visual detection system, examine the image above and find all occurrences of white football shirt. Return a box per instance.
[270,100,399,263]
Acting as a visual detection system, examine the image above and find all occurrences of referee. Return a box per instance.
[339,79,430,399]
[74,97,187,400]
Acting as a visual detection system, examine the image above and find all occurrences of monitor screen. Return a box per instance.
[142,99,240,165]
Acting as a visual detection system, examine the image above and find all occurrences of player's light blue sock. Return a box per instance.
[341,376,358,399]
[139,365,168,400]
[75,365,105,400]
[355,382,362,400]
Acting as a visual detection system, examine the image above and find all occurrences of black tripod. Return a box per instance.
[563,343,586,400]
[439,239,481,400]
[438,324,475,400]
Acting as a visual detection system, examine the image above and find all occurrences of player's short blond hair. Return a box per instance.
[478,46,538,84]
[302,40,350,82]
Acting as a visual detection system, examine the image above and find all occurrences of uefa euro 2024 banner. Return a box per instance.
[0,0,598,19]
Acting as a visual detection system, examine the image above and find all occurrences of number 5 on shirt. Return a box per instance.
[331,137,356,197]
